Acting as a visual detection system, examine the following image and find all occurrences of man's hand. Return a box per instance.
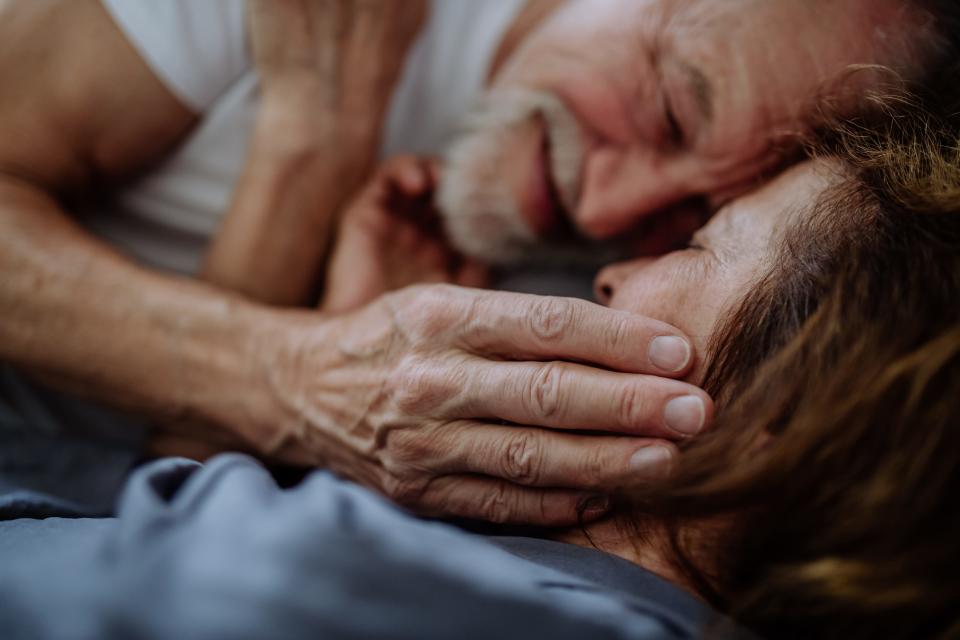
[257,285,712,526]
[248,0,427,151]
[322,156,487,314]
[202,1,429,305]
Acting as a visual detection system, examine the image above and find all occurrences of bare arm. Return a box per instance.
[0,0,714,526]
[198,80,351,308]
[200,0,427,306]
[0,0,277,444]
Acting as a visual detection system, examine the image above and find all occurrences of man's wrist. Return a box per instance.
[257,73,382,165]
[214,304,337,459]
[160,296,289,454]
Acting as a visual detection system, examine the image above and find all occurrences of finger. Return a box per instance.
[383,155,430,195]
[424,422,677,490]
[461,360,711,438]
[416,475,610,526]
[461,292,696,377]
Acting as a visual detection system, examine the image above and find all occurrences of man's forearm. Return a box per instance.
[0,175,288,448]
[200,79,375,308]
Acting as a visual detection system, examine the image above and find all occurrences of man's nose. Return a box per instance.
[574,146,687,240]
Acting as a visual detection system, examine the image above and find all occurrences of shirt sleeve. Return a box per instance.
[99,0,249,112]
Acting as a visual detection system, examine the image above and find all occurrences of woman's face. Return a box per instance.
[595,160,837,383]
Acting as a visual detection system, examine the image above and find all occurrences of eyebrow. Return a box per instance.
[680,60,714,123]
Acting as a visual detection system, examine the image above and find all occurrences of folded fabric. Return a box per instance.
[0,454,738,640]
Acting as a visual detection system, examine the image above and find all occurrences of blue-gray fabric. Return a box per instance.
[0,267,733,640]
[0,365,146,515]
[0,454,743,640]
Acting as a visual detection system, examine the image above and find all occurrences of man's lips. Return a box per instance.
[520,114,566,237]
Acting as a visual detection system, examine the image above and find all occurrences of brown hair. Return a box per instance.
[636,101,960,639]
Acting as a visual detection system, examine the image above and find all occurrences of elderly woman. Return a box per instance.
[587,110,960,637]
[1,100,957,639]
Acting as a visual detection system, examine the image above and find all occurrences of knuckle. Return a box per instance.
[388,357,463,414]
[382,475,429,507]
[460,293,498,344]
[501,433,543,485]
[578,447,612,487]
[534,492,553,523]
[617,384,651,428]
[479,483,514,524]
[415,286,468,337]
[525,363,564,419]
[390,284,462,338]
[604,314,633,355]
[384,428,434,467]
[411,283,460,306]
[529,298,579,343]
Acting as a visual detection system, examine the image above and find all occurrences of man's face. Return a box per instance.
[438,0,927,264]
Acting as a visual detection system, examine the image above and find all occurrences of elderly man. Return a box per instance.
[0,0,950,525]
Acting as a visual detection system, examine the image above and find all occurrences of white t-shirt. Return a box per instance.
[92,0,524,275]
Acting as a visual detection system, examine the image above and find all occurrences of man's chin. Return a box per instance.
[438,87,604,268]
[437,157,625,268]
[443,213,535,266]
[435,126,539,264]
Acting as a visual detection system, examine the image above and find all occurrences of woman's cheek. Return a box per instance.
[609,272,686,322]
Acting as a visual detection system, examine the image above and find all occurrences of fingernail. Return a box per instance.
[629,446,673,479]
[664,395,706,435]
[649,336,691,373]
[577,494,610,517]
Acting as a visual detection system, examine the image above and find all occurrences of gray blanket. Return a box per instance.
[0,454,738,639]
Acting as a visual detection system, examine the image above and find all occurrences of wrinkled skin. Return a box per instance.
[439,0,930,263]
[0,1,710,527]
[313,157,833,527]
[299,155,718,523]
[596,159,840,382]
[1,0,923,526]
[268,282,710,523]
[552,159,843,582]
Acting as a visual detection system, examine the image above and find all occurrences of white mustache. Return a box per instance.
[460,88,584,215]
[537,91,584,216]
[439,88,611,266]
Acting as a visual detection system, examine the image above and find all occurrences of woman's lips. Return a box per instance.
[520,114,563,237]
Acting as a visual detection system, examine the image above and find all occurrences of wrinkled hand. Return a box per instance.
[262,285,713,526]
[322,156,487,314]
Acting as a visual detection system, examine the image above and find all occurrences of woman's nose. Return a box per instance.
[594,257,656,305]
[594,261,630,305]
